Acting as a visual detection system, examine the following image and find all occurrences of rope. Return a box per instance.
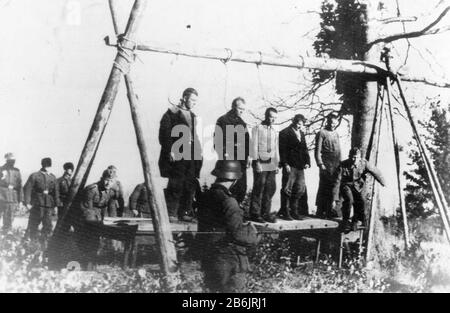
[221,48,233,64]
[222,62,229,110]
[385,76,410,248]
[112,35,138,75]
[256,55,269,106]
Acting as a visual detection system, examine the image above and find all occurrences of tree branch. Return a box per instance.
[377,16,418,24]
[367,6,450,47]
[400,74,450,88]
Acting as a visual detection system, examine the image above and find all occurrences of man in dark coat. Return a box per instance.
[73,169,117,270]
[24,157,60,245]
[158,87,203,222]
[129,183,151,218]
[0,153,23,232]
[214,97,251,205]
[337,147,386,232]
[57,162,74,221]
[198,160,260,293]
[314,113,341,218]
[278,114,311,220]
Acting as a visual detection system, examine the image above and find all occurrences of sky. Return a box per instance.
[0,0,449,211]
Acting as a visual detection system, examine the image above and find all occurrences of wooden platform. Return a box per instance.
[102,216,339,234]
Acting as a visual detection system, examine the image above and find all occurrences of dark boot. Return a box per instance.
[277,205,293,221]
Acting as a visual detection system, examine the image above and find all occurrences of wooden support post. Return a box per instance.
[338,234,344,268]
[365,84,385,262]
[47,0,148,267]
[395,78,450,243]
[108,0,178,279]
[125,76,179,275]
[385,77,410,248]
[315,239,321,263]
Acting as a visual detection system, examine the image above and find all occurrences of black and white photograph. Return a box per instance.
[0,0,450,296]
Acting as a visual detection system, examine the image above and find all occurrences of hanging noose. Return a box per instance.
[167,54,180,107]
[220,48,233,110]
[255,51,269,107]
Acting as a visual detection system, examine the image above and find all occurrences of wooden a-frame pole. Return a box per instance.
[48,1,179,276]
[108,0,178,275]
[395,78,450,243]
[385,77,410,248]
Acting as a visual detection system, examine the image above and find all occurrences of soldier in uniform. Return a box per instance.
[0,153,23,232]
[158,88,203,222]
[57,162,74,221]
[73,169,116,270]
[129,183,151,218]
[105,165,125,217]
[314,113,342,218]
[337,147,386,232]
[214,97,251,205]
[24,157,60,245]
[198,160,260,293]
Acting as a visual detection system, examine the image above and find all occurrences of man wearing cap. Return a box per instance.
[105,165,125,217]
[24,157,61,245]
[57,162,74,221]
[198,160,260,292]
[337,147,385,232]
[214,97,251,205]
[73,169,117,270]
[278,114,311,220]
[0,153,23,232]
[158,87,203,222]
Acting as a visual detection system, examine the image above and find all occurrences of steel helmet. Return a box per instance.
[211,160,242,180]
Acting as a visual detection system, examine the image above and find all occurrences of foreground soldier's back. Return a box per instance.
[198,160,259,293]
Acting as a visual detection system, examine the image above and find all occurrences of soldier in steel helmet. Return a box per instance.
[197,160,260,293]
[73,168,117,270]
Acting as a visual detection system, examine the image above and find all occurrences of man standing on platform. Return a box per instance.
[214,97,251,205]
[24,157,60,246]
[57,162,74,221]
[249,108,280,223]
[314,113,341,219]
[198,160,259,292]
[158,87,203,222]
[0,153,23,232]
[278,114,311,220]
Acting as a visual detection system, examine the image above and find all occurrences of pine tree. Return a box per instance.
[404,100,450,218]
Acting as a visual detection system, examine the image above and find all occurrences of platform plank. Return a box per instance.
[103,216,339,234]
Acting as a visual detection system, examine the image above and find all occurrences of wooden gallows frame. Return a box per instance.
[48,0,450,283]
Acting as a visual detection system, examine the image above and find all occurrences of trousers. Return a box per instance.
[27,206,55,242]
[280,168,308,215]
[202,249,248,293]
[0,201,16,231]
[250,170,276,218]
[166,176,198,218]
[341,185,365,222]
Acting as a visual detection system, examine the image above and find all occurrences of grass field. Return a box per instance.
[1,217,450,293]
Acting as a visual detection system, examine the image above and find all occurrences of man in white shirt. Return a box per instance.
[249,108,280,223]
